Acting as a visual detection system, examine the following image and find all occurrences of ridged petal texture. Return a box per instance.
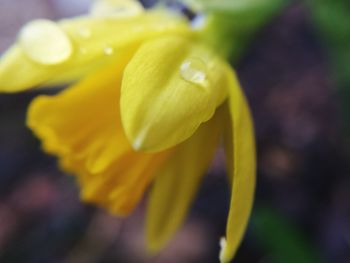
[121,35,228,152]
[0,10,190,92]
[219,67,256,263]
[27,60,171,216]
[145,106,224,252]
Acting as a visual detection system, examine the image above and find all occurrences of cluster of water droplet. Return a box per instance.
[19,19,119,66]
[18,9,210,93]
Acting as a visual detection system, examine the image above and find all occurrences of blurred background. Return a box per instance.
[0,0,349,262]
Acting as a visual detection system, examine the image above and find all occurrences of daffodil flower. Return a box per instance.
[0,0,256,262]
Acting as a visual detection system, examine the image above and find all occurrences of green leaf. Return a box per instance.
[306,0,350,130]
[193,0,290,60]
[307,0,350,86]
[252,207,323,263]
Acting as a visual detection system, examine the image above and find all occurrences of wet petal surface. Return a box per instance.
[121,35,227,152]
[27,60,170,215]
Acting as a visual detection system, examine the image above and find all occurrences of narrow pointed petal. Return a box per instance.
[121,35,228,152]
[0,46,53,92]
[0,11,190,92]
[27,60,170,216]
[146,108,223,252]
[219,67,256,263]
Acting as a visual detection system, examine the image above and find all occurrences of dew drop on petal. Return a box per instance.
[133,25,143,32]
[180,57,208,88]
[77,27,91,39]
[19,19,73,65]
[103,45,114,56]
[79,47,87,54]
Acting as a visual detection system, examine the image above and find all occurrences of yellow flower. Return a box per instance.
[0,0,256,262]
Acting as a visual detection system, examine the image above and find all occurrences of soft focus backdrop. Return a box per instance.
[0,0,349,262]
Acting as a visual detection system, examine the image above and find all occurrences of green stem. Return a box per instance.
[197,0,290,61]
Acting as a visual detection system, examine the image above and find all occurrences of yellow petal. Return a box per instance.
[78,149,171,216]
[0,46,53,92]
[219,67,256,263]
[90,0,144,17]
[27,59,171,216]
[27,58,128,162]
[0,11,190,92]
[121,35,228,152]
[145,107,223,253]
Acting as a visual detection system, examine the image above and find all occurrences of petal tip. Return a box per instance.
[130,127,150,151]
[219,237,229,263]
[145,238,163,256]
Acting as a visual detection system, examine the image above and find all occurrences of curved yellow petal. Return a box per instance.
[90,0,144,17]
[219,67,256,263]
[27,59,170,216]
[27,58,127,161]
[145,107,223,253]
[0,11,190,92]
[121,35,228,152]
[78,149,170,216]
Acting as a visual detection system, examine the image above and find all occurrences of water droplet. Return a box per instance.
[79,47,87,54]
[103,45,114,56]
[77,27,91,39]
[133,26,143,32]
[19,19,73,65]
[180,57,208,88]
